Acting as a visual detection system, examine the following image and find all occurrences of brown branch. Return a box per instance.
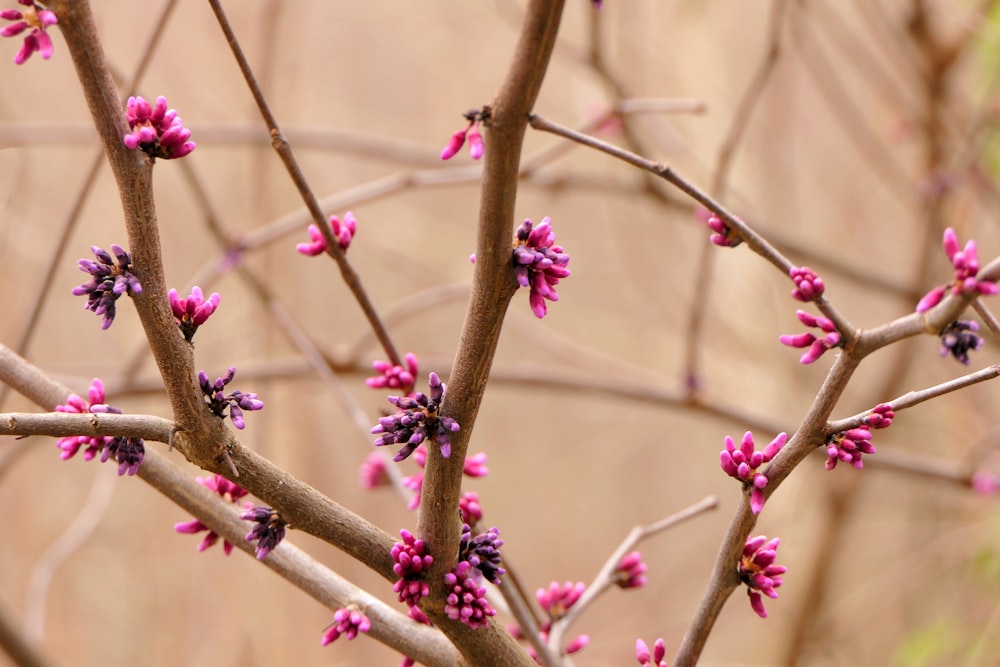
[413,1,566,665]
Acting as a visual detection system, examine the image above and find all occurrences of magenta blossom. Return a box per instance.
[358,451,390,489]
[972,471,999,496]
[459,491,483,525]
[168,286,220,343]
[366,352,418,394]
[916,227,998,312]
[789,266,825,302]
[739,535,786,618]
[174,475,248,555]
[719,430,787,514]
[391,529,433,609]
[614,551,648,589]
[696,207,742,247]
[779,309,841,364]
[444,560,496,629]
[123,95,195,159]
[825,427,875,470]
[296,212,357,256]
[54,379,112,462]
[512,217,571,318]
[440,110,485,161]
[634,638,669,667]
[1,1,56,65]
[54,378,144,475]
[508,581,589,660]
[321,607,371,645]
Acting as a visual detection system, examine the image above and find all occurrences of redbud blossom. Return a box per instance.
[391,529,433,608]
[1,0,56,65]
[614,551,648,589]
[296,212,357,256]
[358,452,390,489]
[168,286,220,343]
[719,431,787,514]
[174,475,248,555]
[825,427,875,470]
[939,320,983,365]
[512,217,571,318]
[444,560,496,628]
[240,505,286,560]
[739,535,786,618]
[366,352,419,394]
[321,608,371,645]
[916,227,998,312]
[789,266,825,302]
[72,244,142,330]
[779,309,841,364]
[635,638,669,667]
[372,372,459,461]
[123,95,195,159]
[199,367,264,430]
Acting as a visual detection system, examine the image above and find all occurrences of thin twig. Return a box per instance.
[205,0,401,366]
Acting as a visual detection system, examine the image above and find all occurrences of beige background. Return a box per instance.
[2,1,1000,665]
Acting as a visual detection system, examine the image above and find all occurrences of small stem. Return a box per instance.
[205,0,401,367]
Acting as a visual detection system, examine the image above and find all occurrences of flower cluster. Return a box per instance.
[174,474,248,555]
[459,523,504,585]
[55,378,145,475]
[72,244,142,330]
[789,266,825,302]
[358,451,390,489]
[391,529,433,609]
[296,212,357,256]
[459,490,483,525]
[702,210,741,247]
[321,607,371,646]
[779,309,841,364]
[168,286,220,343]
[103,436,145,477]
[443,560,496,629]
[973,471,1000,496]
[719,431,788,514]
[510,581,589,659]
[739,535,786,618]
[826,404,892,471]
[240,506,286,560]
[199,367,264,429]
[613,551,648,589]
[939,320,983,365]
[123,95,196,160]
[372,372,459,461]
[366,352,419,394]
[1,1,56,65]
[634,638,669,667]
[916,227,998,312]
[54,378,112,462]
[440,110,485,161]
[511,217,571,318]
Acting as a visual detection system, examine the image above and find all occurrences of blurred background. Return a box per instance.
[2,0,1000,665]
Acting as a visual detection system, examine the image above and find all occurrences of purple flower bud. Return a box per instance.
[719,431,786,515]
[240,505,286,560]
